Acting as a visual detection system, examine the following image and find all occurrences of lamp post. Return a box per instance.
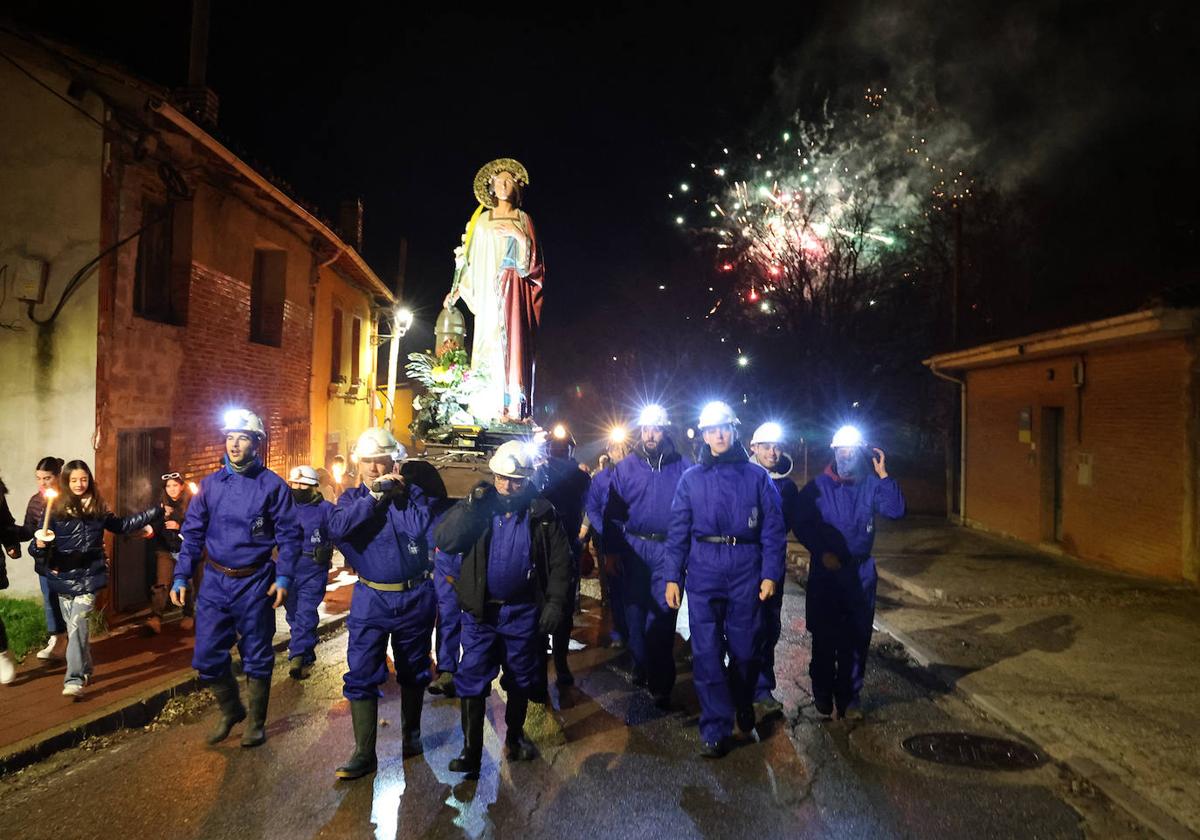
[385,305,413,430]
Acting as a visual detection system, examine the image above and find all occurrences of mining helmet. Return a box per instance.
[489,440,536,479]
[637,404,670,428]
[830,425,866,448]
[288,465,320,487]
[750,422,784,446]
[354,427,407,460]
[698,401,739,430]
[221,408,266,439]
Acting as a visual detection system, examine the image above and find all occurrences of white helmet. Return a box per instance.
[750,422,784,446]
[354,427,407,460]
[698,401,739,430]
[637,404,670,428]
[288,465,319,486]
[221,408,266,439]
[489,440,535,479]
[830,425,866,448]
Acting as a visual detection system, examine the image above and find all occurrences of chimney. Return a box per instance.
[339,198,364,253]
[171,0,219,126]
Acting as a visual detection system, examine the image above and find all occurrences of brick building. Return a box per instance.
[926,308,1199,583]
[0,29,393,615]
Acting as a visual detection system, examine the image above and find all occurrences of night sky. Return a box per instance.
[7,0,1198,429]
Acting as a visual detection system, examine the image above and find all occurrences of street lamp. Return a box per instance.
[385,305,414,429]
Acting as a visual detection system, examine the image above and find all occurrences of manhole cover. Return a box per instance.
[901,732,1044,771]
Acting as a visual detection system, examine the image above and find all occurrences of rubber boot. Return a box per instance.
[240,677,270,747]
[504,690,537,761]
[335,698,379,780]
[448,695,485,774]
[205,672,246,745]
[400,684,424,758]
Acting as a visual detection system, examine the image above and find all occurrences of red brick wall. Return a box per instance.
[964,338,1194,579]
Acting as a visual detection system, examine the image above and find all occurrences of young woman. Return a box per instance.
[21,457,66,659]
[29,460,162,698]
[148,472,193,632]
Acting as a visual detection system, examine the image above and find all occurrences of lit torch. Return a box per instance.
[36,488,58,542]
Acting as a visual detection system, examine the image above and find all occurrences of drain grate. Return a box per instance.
[902,732,1044,771]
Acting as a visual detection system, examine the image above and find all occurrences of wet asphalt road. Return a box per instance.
[0,578,1148,840]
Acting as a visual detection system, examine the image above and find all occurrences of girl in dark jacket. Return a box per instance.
[148,472,193,631]
[29,460,161,698]
[22,457,66,659]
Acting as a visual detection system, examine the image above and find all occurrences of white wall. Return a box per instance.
[0,42,103,596]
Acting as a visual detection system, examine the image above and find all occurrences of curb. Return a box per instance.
[0,610,350,776]
[871,611,1198,840]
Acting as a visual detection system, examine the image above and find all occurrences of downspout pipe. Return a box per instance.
[930,363,967,525]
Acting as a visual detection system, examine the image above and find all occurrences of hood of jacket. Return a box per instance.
[751,451,793,480]
[635,435,682,470]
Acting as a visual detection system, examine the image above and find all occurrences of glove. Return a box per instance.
[538,602,564,635]
[171,578,188,597]
[468,481,497,508]
[370,475,405,502]
[274,575,291,593]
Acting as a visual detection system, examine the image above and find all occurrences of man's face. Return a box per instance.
[640,426,664,453]
[835,446,862,476]
[752,442,781,469]
[358,456,395,484]
[225,433,255,464]
[495,475,527,497]
[703,424,735,454]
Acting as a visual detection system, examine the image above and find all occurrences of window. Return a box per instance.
[351,316,362,382]
[250,249,286,346]
[331,307,344,382]
[133,198,192,324]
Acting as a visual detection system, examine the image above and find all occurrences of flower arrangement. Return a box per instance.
[406,343,487,438]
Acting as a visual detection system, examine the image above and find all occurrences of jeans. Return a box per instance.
[59,593,95,687]
[41,574,66,635]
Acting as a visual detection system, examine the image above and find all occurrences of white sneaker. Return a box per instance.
[62,683,84,698]
[0,651,15,684]
[37,635,58,660]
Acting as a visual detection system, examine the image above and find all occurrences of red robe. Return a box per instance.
[500,211,544,419]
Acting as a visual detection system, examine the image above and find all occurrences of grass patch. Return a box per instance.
[0,596,48,661]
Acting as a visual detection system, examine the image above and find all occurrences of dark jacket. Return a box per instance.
[29,503,162,596]
[152,491,191,554]
[0,481,20,590]
[434,493,572,621]
[21,491,45,541]
[536,455,591,556]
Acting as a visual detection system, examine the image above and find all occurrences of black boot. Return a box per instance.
[335,698,379,780]
[504,690,537,761]
[240,677,270,747]
[205,672,246,745]
[400,684,424,758]
[448,695,485,774]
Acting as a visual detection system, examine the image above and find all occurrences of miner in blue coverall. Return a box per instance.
[283,465,336,681]
[536,423,590,687]
[435,441,573,775]
[584,429,630,648]
[795,425,905,719]
[601,404,690,710]
[171,409,301,748]
[664,401,786,758]
[747,421,802,717]
[397,458,460,698]
[332,427,436,780]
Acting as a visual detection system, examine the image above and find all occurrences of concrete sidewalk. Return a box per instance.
[0,565,358,774]
[869,517,1200,840]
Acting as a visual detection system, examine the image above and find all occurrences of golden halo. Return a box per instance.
[473,158,530,208]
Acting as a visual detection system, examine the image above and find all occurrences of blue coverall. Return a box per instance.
[749,452,802,702]
[603,440,690,697]
[665,444,786,745]
[796,463,905,711]
[453,507,543,697]
[584,466,627,643]
[430,498,463,675]
[284,495,338,665]
[334,483,437,701]
[176,458,301,682]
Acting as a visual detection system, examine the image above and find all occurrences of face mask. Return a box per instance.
[291,487,319,504]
